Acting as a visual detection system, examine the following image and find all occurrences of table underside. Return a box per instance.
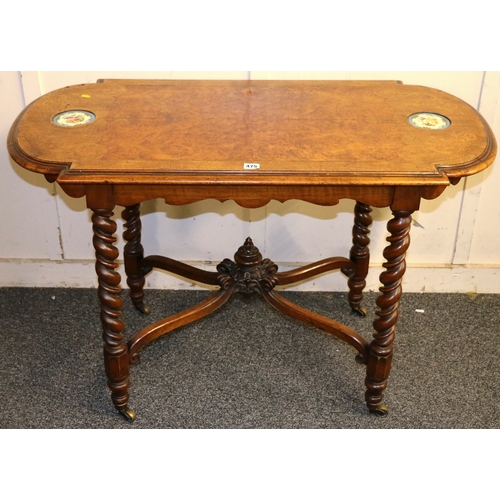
[92,200,411,420]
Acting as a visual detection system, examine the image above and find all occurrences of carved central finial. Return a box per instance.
[216,237,278,294]
[234,237,262,267]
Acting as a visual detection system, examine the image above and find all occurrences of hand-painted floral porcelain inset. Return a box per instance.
[53,110,96,127]
[408,112,450,130]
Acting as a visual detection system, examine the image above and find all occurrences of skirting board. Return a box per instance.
[1,259,500,294]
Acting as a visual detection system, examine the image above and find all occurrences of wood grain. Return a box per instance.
[8,80,496,187]
[7,79,498,420]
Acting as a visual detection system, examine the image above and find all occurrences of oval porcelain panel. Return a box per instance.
[408,112,451,130]
[53,110,96,127]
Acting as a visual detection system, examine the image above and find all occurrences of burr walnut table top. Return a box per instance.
[8,79,496,209]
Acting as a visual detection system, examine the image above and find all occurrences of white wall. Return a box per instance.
[1,71,499,293]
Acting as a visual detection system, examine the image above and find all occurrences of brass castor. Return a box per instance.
[369,404,389,417]
[120,408,137,422]
[351,305,368,317]
[136,304,151,315]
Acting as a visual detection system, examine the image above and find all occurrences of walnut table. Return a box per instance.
[8,79,497,421]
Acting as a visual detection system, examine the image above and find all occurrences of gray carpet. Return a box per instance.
[0,287,498,428]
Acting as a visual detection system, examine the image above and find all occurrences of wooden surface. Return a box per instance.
[8,79,496,189]
[6,79,498,419]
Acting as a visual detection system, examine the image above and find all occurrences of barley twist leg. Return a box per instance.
[92,208,135,422]
[346,201,373,316]
[122,204,150,315]
[365,209,413,416]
